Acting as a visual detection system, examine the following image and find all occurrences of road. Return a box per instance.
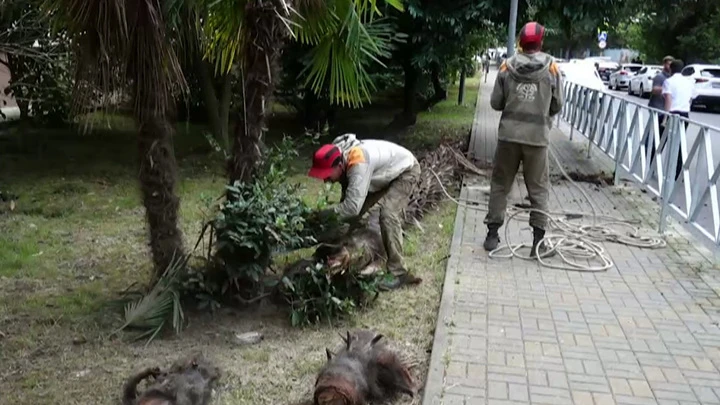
[571,85,720,243]
[605,87,720,128]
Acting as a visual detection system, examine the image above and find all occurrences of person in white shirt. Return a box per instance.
[661,60,696,180]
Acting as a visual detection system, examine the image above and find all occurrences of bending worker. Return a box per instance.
[308,134,423,291]
[482,21,563,257]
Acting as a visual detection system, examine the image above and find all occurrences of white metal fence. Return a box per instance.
[559,82,720,245]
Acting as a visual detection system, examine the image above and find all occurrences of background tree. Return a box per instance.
[388,0,515,126]
[201,0,404,183]
[1,0,72,123]
[48,0,189,285]
[610,0,720,63]
[529,0,625,58]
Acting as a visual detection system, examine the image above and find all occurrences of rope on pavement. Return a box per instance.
[430,145,667,272]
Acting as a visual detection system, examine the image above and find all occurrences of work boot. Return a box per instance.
[379,271,423,291]
[483,224,501,251]
[530,227,552,258]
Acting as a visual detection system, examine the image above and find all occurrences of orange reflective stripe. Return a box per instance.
[346,147,366,168]
[549,62,559,76]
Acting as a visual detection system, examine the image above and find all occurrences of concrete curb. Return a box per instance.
[420,76,484,405]
[420,186,467,405]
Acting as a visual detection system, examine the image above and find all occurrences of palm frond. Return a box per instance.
[199,0,248,75]
[43,0,187,124]
[112,251,189,346]
[299,12,402,107]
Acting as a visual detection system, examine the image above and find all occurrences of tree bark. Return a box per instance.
[430,62,447,102]
[218,72,232,146]
[457,68,466,105]
[197,58,231,151]
[397,57,418,126]
[227,0,290,184]
[136,101,185,284]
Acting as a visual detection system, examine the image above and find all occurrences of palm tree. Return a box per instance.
[45,0,402,287]
[201,0,404,183]
[46,0,188,285]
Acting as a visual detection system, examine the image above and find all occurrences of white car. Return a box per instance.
[608,63,643,90]
[681,64,720,111]
[629,65,662,98]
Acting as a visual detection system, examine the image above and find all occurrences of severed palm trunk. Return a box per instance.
[227,0,292,184]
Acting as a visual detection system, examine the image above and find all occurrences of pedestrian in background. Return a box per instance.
[647,55,674,169]
[662,59,696,180]
[482,53,490,83]
[482,21,564,258]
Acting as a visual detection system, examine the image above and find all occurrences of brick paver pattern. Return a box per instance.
[421,70,720,405]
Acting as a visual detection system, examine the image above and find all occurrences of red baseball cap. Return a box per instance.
[308,144,343,180]
[519,22,545,47]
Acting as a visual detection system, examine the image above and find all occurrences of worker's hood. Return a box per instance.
[506,52,553,83]
[332,133,362,157]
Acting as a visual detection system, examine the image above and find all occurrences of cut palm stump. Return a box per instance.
[314,329,416,405]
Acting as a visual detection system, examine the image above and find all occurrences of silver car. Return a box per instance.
[629,65,662,98]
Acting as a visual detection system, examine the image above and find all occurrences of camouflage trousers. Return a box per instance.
[356,163,421,276]
[484,140,550,230]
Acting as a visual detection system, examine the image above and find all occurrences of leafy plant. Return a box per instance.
[209,136,339,299]
[280,261,386,327]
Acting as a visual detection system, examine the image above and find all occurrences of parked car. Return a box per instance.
[681,64,720,111]
[608,63,643,90]
[629,65,662,98]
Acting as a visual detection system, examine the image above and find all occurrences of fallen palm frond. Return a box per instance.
[112,251,189,346]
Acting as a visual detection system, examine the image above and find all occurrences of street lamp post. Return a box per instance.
[507,0,519,57]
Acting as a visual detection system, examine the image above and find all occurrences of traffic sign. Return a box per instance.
[598,40,607,49]
[598,31,608,42]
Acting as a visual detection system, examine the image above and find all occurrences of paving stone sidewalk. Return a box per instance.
[421,70,720,405]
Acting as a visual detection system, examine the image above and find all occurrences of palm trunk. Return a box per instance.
[137,103,185,284]
[197,58,228,151]
[227,0,290,184]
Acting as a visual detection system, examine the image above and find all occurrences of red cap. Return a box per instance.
[308,144,343,180]
[519,22,545,47]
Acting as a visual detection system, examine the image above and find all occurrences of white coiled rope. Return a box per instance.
[430,145,667,272]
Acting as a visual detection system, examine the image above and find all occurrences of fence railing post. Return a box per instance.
[614,101,626,186]
[659,115,680,234]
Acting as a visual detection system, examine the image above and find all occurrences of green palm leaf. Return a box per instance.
[112,251,188,346]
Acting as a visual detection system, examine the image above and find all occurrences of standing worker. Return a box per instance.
[307,134,423,290]
[482,21,564,257]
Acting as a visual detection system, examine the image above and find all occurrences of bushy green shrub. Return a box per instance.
[280,259,386,327]
[209,137,340,298]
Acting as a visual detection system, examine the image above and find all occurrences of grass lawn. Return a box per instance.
[0,76,479,404]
